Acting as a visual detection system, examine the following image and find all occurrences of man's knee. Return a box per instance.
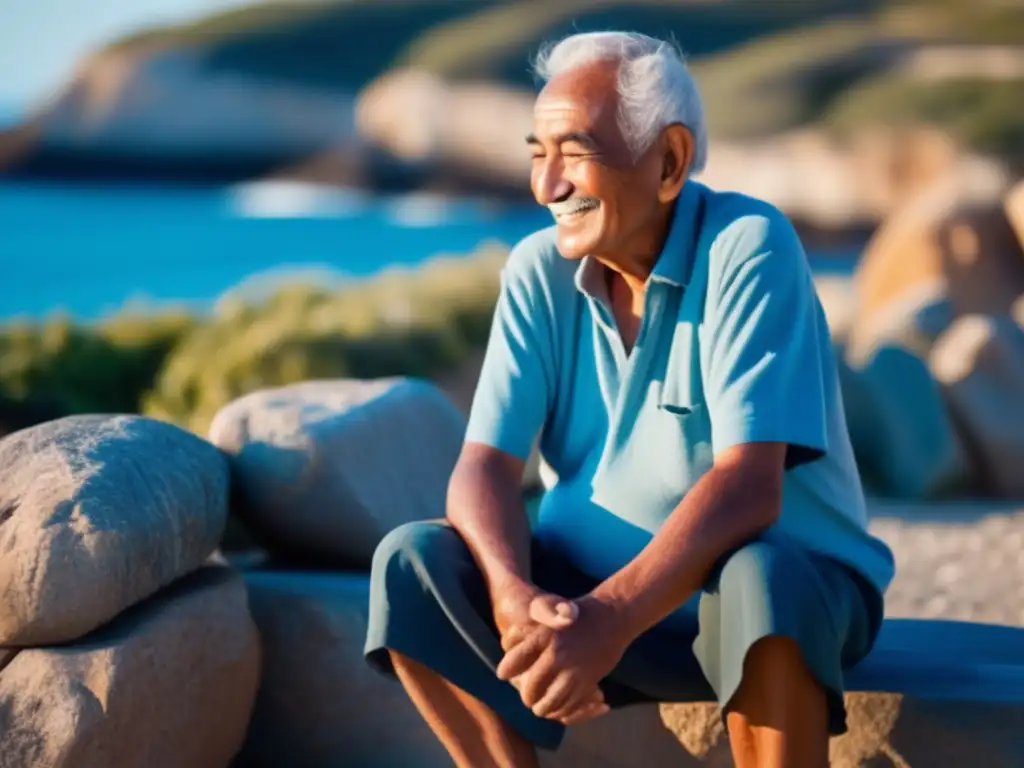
[370,520,459,605]
[712,539,793,599]
[372,520,454,574]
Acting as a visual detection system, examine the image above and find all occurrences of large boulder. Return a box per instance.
[0,566,260,768]
[854,176,1024,323]
[0,414,228,646]
[238,569,1024,767]
[813,275,858,347]
[663,618,1024,767]
[209,378,465,567]
[840,342,969,499]
[930,314,1024,497]
[662,692,1024,768]
[237,570,709,768]
[236,570,452,768]
[355,68,534,186]
[1006,178,1024,249]
[845,278,953,362]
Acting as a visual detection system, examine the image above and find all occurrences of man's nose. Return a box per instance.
[533,160,573,205]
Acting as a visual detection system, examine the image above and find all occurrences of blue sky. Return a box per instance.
[0,0,261,110]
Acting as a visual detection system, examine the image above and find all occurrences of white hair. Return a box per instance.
[532,31,708,173]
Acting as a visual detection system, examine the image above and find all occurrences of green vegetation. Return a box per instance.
[0,243,508,436]
[394,0,872,87]
[109,0,509,93]
[826,77,1024,158]
[0,310,196,417]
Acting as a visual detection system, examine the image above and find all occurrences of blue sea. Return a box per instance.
[0,178,859,323]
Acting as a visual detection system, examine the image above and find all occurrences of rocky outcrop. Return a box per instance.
[814,275,859,346]
[42,48,359,158]
[1006,178,1024,247]
[236,570,452,768]
[661,692,1024,768]
[0,414,229,646]
[700,127,1007,232]
[854,175,1024,323]
[835,176,1024,499]
[931,314,1024,498]
[841,342,969,499]
[237,569,749,767]
[1,46,366,184]
[356,68,535,184]
[237,565,1024,768]
[209,378,465,567]
[0,566,260,768]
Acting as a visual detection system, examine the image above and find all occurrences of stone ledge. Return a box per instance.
[236,570,1024,768]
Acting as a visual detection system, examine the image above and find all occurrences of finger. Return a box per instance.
[496,630,547,682]
[529,670,576,719]
[546,683,597,723]
[559,699,610,725]
[549,682,605,722]
[518,657,558,709]
[529,595,578,629]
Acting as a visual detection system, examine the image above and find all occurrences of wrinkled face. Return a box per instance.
[528,60,665,261]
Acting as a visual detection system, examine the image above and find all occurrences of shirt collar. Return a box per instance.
[573,179,704,297]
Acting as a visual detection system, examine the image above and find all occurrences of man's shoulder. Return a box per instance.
[503,224,575,286]
[699,185,796,243]
[697,184,805,272]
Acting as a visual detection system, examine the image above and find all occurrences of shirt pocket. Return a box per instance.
[655,397,714,481]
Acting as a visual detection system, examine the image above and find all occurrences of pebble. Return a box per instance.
[869,499,1024,627]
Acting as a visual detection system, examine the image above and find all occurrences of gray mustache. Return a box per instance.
[548,197,600,216]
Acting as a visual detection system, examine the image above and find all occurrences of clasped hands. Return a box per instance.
[492,582,630,725]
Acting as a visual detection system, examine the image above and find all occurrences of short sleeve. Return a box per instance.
[702,210,828,468]
[464,252,556,460]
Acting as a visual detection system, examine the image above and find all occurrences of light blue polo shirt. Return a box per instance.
[465,180,895,603]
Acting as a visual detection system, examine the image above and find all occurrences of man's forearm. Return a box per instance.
[446,444,534,600]
[587,450,783,641]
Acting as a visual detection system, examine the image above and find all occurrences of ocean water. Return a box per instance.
[0,179,858,322]
[0,180,553,321]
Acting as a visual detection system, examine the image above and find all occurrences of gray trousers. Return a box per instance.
[364,520,883,751]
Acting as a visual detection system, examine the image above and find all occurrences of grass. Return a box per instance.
[0,242,508,435]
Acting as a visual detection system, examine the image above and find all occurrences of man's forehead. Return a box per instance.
[533,60,620,128]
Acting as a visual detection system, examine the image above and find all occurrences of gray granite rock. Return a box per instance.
[840,343,969,498]
[209,378,465,567]
[931,314,1024,497]
[0,566,260,768]
[237,568,1024,767]
[237,570,452,768]
[0,414,228,645]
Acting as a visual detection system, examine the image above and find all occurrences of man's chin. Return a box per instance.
[555,241,591,261]
[555,226,600,260]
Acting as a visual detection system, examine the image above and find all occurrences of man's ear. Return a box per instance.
[657,124,694,204]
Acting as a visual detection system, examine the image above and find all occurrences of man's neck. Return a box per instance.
[594,202,675,310]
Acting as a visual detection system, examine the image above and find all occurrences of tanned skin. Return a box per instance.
[388,58,829,768]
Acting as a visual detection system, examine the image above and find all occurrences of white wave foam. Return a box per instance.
[230,181,371,218]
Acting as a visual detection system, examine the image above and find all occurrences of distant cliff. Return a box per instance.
[0,0,1020,226]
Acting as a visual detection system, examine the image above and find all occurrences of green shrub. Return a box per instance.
[825,76,1024,158]
[0,243,508,435]
[0,310,195,416]
[142,242,507,433]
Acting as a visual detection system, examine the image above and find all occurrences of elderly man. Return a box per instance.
[365,31,894,768]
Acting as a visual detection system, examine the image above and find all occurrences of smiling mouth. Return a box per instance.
[549,199,600,222]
